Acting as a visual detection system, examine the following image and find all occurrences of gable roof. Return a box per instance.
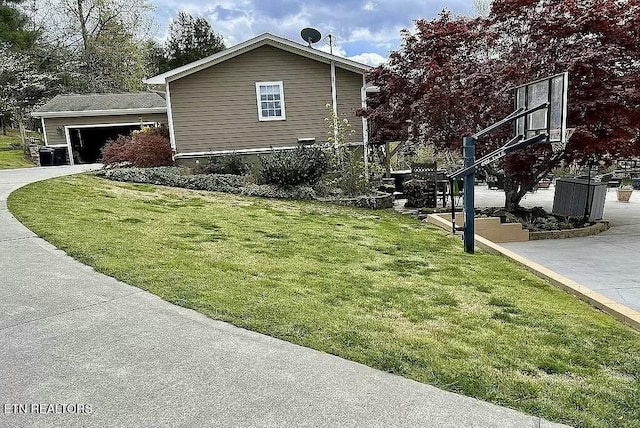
[144,33,372,86]
[32,92,167,118]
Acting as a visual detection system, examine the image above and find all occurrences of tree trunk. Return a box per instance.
[77,0,90,52]
[1,114,6,135]
[503,175,523,211]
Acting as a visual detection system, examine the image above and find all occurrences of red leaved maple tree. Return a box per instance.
[362,0,640,210]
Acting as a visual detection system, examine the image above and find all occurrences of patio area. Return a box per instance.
[447,184,640,313]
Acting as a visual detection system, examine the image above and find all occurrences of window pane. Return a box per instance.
[258,83,283,119]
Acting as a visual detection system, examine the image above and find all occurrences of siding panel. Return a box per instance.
[336,68,364,143]
[170,45,365,154]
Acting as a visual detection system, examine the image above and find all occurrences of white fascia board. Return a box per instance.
[174,146,299,158]
[174,142,365,159]
[33,107,167,119]
[144,33,371,85]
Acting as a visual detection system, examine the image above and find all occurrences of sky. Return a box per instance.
[151,1,476,66]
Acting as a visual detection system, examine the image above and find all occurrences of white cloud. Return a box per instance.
[363,1,377,11]
[348,52,387,66]
[347,26,405,44]
[152,0,474,58]
[318,43,386,66]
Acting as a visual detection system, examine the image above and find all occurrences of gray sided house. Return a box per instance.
[144,32,372,161]
[32,93,168,164]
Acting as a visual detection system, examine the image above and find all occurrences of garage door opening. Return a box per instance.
[69,124,142,164]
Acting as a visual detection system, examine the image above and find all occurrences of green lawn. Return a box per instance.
[8,174,640,428]
[0,150,34,169]
[0,129,34,169]
[0,128,22,149]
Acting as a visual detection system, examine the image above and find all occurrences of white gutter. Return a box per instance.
[32,107,167,119]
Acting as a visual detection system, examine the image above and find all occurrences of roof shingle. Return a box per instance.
[35,92,166,113]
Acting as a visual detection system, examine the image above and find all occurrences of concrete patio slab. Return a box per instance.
[473,186,640,314]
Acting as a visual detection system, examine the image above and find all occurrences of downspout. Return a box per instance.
[329,35,338,150]
[40,117,48,145]
[164,80,178,157]
[361,78,369,175]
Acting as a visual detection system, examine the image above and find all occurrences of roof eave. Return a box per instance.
[143,76,166,85]
[32,107,167,119]
[143,33,372,85]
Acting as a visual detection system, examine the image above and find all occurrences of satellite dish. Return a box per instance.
[301,27,322,47]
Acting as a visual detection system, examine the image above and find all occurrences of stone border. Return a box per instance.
[529,221,610,240]
[426,214,640,331]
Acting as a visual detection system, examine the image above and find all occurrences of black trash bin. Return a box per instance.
[52,147,68,165]
[38,147,55,166]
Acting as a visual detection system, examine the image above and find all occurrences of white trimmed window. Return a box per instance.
[255,81,286,121]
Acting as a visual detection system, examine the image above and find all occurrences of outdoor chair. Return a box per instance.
[595,173,613,184]
[404,162,438,208]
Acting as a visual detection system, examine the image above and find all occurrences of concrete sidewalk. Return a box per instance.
[0,166,569,427]
[475,186,640,313]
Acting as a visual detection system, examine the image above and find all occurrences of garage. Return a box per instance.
[32,93,168,165]
[67,124,146,164]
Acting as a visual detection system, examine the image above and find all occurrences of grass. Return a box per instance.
[0,150,34,169]
[0,129,34,169]
[8,174,640,428]
[0,128,21,149]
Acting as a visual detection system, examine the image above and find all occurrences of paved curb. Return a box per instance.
[427,214,640,331]
[529,221,610,240]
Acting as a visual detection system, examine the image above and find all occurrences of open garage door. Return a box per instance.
[69,124,143,164]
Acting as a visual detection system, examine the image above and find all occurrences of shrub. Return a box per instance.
[240,184,316,200]
[404,180,438,208]
[104,167,246,193]
[332,149,374,196]
[102,126,173,168]
[194,154,250,175]
[259,145,330,187]
[101,134,131,165]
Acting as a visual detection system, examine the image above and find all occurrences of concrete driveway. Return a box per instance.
[476,186,640,312]
[0,166,568,427]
